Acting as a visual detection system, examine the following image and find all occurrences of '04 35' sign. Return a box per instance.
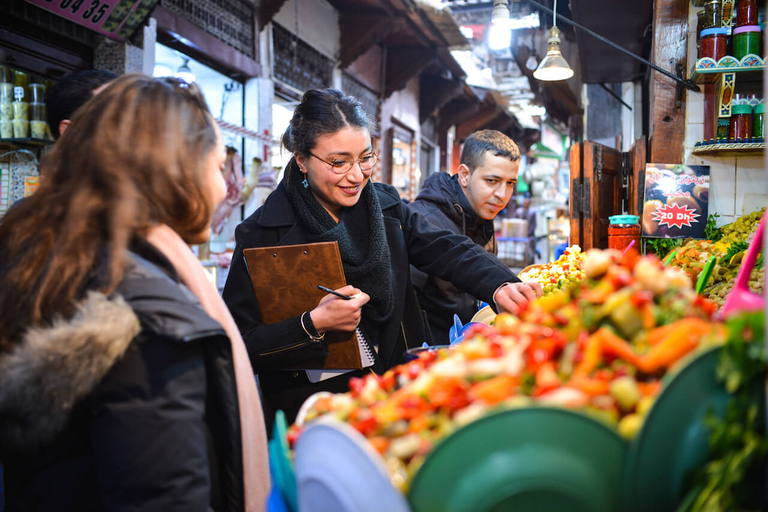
[25,0,159,41]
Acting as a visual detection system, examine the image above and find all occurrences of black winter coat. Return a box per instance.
[222,180,518,429]
[409,172,518,343]
[0,241,247,512]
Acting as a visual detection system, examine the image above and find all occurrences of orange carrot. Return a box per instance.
[638,318,713,373]
[468,374,518,405]
[646,324,678,346]
[568,375,611,397]
[637,380,661,397]
[598,328,642,367]
[573,331,603,376]
[369,436,390,454]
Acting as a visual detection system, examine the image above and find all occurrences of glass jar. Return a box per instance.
[29,102,46,139]
[736,0,758,27]
[729,104,753,140]
[699,28,728,61]
[732,25,761,59]
[704,0,723,28]
[608,215,641,252]
[29,83,45,103]
[13,71,27,102]
[752,103,764,139]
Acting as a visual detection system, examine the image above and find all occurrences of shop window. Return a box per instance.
[341,73,380,134]
[272,96,299,174]
[154,43,244,141]
[272,24,333,93]
[161,0,255,58]
[390,124,415,201]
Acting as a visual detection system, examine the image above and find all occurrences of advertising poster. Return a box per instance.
[642,164,710,239]
[25,0,158,41]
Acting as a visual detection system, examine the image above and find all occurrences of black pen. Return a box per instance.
[317,285,354,300]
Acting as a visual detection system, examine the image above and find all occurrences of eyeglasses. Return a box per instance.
[308,151,379,175]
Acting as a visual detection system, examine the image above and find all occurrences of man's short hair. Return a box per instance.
[46,69,118,138]
[460,130,521,171]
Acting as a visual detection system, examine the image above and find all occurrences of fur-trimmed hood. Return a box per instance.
[0,291,140,454]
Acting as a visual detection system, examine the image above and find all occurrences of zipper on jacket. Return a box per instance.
[259,339,313,356]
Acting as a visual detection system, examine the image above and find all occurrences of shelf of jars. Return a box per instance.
[689,54,765,84]
[0,138,53,150]
[691,139,764,155]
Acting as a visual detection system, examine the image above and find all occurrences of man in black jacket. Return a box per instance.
[409,130,524,343]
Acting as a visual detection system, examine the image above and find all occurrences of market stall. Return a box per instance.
[265,228,766,512]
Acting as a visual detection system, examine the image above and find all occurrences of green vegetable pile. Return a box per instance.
[678,312,767,512]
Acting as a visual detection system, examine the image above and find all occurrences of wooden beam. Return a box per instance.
[419,76,463,123]
[648,0,688,164]
[154,6,260,79]
[456,105,502,140]
[384,46,435,97]
[338,15,405,69]
[438,99,480,132]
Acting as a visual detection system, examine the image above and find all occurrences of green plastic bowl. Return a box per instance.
[408,407,626,512]
[623,346,729,512]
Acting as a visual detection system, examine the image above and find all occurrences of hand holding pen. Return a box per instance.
[317,285,362,300]
[311,284,369,332]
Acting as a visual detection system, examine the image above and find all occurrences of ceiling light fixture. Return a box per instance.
[491,0,511,25]
[532,0,573,81]
[174,57,196,84]
[526,52,538,71]
[488,23,513,50]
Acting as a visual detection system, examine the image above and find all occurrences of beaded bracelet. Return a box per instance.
[300,311,325,342]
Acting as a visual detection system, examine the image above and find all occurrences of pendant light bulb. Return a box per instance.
[533,26,574,81]
[491,0,511,25]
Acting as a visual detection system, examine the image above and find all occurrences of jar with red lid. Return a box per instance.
[608,215,641,252]
[736,0,758,27]
[699,28,728,61]
[729,104,753,140]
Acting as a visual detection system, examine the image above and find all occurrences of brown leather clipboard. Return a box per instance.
[243,241,362,370]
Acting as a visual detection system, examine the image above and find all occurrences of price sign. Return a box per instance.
[25,0,159,41]
[642,164,710,239]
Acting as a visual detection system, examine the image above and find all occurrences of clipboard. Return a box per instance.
[243,241,364,370]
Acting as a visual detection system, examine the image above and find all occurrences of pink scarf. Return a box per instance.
[146,224,270,512]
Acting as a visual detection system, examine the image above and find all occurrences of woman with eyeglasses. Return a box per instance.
[0,75,270,511]
[223,89,541,427]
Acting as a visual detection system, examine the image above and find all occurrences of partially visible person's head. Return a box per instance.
[0,74,225,347]
[49,74,225,242]
[283,89,378,219]
[457,130,521,221]
[46,69,118,138]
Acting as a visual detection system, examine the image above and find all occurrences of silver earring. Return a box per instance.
[302,175,309,188]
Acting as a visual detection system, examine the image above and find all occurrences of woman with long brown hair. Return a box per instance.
[0,75,270,511]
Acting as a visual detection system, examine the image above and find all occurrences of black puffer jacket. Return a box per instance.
[222,180,518,429]
[0,241,247,512]
[409,172,515,343]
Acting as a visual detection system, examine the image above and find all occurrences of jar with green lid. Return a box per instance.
[729,103,753,140]
[608,215,641,252]
[732,25,762,59]
[752,103,764,139]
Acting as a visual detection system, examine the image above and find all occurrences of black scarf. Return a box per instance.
[285,161,394,324]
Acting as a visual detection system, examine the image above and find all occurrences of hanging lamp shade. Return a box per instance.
[491,0,510,24]
[533,27,574,81]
